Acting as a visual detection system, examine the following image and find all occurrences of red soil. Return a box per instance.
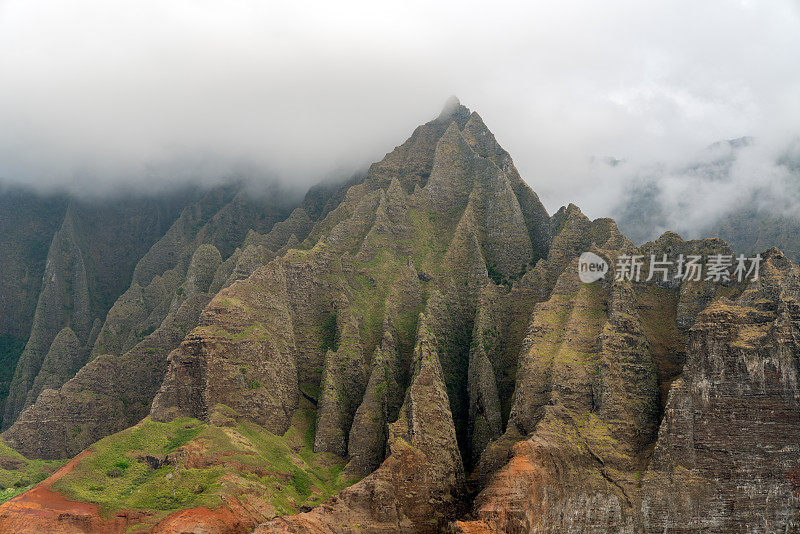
[0,450,256,533]
[151,503,255,534]
[0,450,148,533]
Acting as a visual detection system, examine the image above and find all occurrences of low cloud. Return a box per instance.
[1,0,799,219]
[607,136,800,244]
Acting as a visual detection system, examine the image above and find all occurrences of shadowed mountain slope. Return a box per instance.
[0,181,346,458]
[0,187,198,428]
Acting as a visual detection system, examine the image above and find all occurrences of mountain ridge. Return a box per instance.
[0,100,798,533]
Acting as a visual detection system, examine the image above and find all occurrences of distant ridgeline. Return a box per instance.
[613,136,800,264]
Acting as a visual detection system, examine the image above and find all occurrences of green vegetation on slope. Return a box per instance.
[51,401,355,528]
[0,440,63,503]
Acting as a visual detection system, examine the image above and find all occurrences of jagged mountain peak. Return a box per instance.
[438,95,467,119]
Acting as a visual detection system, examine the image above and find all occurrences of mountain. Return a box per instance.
[0,178,359,460]
[0,100,798,533]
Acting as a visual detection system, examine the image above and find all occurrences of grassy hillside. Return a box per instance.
[49,401,355,530]
[0,440,63,503]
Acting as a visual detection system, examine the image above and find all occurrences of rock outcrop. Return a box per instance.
[140,99,557,531]
[454,239,800,532]
[640,247,800,532]
[256,313,465,533]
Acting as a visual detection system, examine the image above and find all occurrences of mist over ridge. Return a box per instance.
[1,0,799,236]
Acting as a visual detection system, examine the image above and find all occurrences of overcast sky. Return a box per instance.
[1,0,799,220]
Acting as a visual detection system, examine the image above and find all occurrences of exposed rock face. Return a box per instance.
[143,99,555,531]
[0,188,67,343]
[0,189,67,421]
[25,327,86,406]
[82,100,800,532]
[640,247,800,532]
[455,242,800,532]
[256,314,465,533]
[1,291,212,459]
[150,259,299,433]
[458,251,655,532]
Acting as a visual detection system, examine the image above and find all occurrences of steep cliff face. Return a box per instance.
[2,208,94,429]
[640,247,800,532]
[454,241,800,533]
[256,314,467,534]
[0,188,67,416]
[455,254,662,532]
[0,187,67,341]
